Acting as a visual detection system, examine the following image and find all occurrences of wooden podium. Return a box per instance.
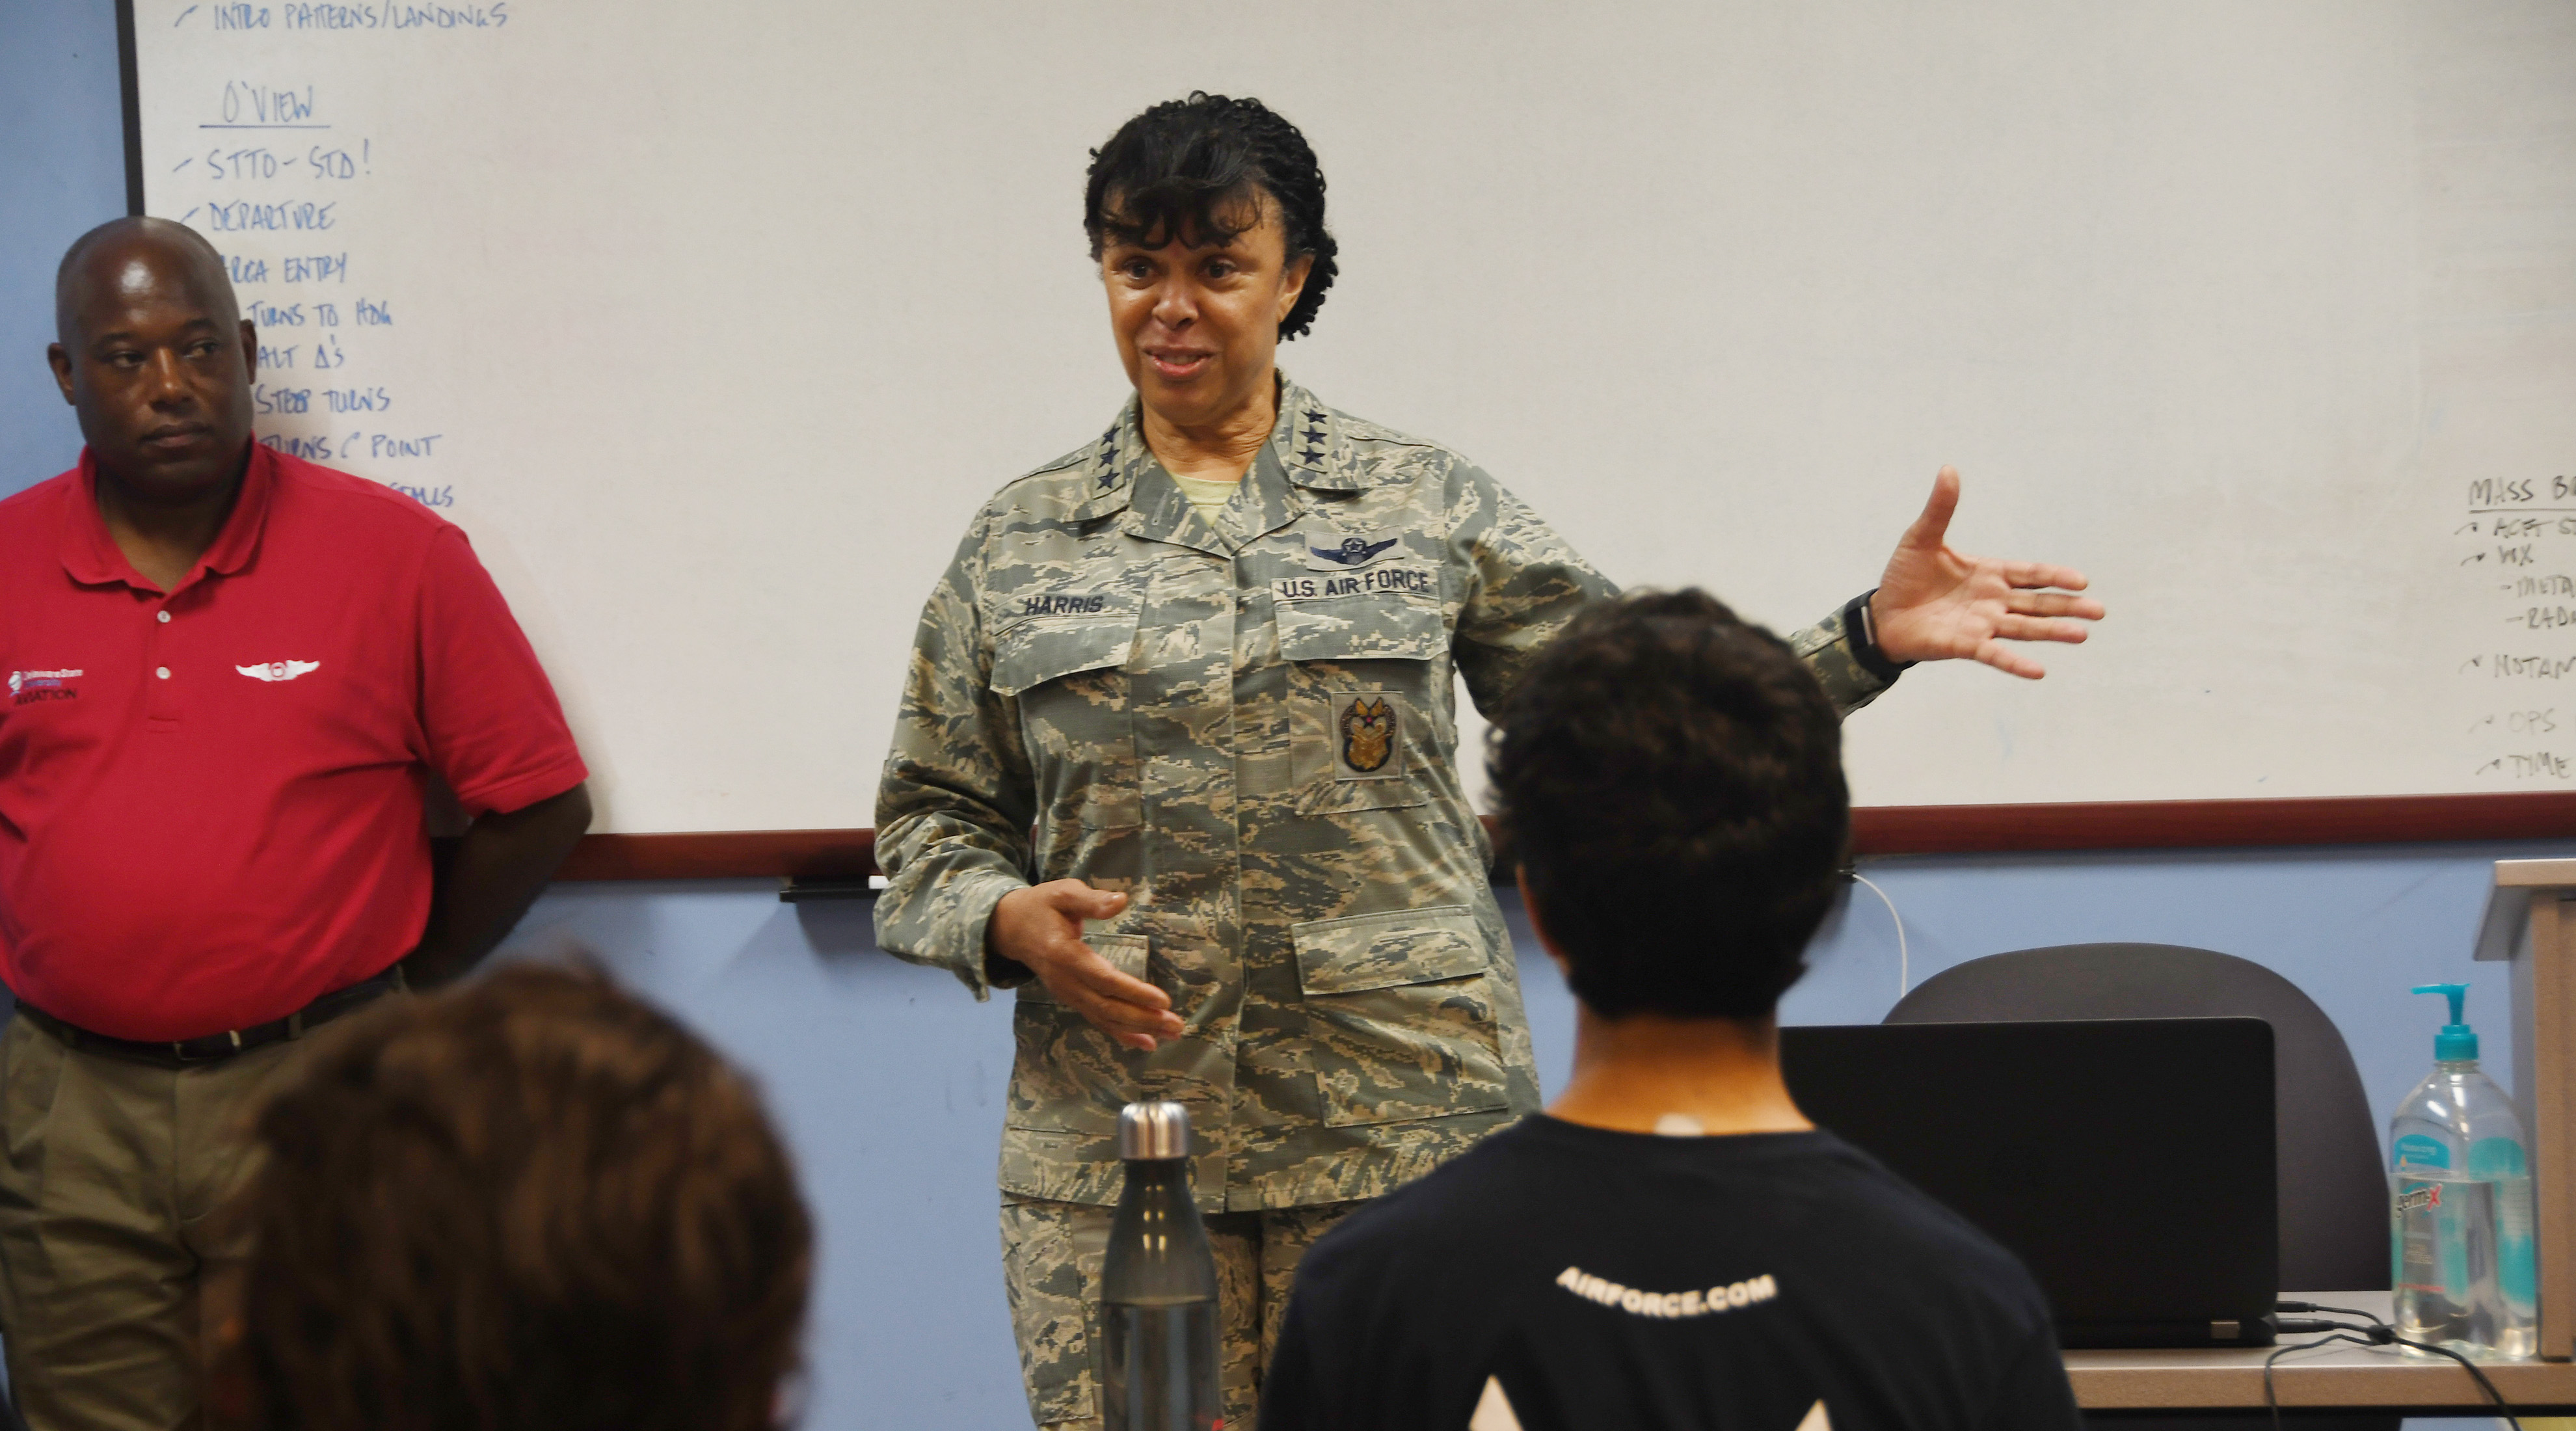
[2475,858,2576,1363]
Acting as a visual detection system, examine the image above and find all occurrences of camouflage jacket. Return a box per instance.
[874,380,1892,1211]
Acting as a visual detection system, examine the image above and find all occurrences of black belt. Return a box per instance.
[14,965,407,1069]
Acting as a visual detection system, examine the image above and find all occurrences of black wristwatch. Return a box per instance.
[1843,588,1914,683]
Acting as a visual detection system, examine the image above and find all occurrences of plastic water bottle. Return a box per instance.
[2389,983,2537,1359]
[1101,1101,1222,1430]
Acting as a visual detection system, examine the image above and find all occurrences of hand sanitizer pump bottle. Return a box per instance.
[2389,983,2538,1359]
[1101,1101,1222,1430]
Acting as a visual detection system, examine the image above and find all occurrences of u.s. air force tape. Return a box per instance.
[1274,564,1436,604]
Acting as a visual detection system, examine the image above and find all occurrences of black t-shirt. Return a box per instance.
[1261,1116,2082,1431]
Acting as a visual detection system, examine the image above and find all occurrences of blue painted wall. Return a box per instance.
[1,4,2546,1426]
[0,0,120,499]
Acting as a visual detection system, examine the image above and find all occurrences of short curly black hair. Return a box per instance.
[1084,92,1340,341]
[1490,590,1851,1021]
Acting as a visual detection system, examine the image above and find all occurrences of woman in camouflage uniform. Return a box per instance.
[873,93,2102,1430]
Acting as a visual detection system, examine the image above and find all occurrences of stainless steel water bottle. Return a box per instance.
[1101,1100,1222,1430]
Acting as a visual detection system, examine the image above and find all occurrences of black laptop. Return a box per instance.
[1780,1017,2277,1348]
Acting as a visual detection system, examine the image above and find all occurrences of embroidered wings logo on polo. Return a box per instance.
[1310,535,1399,567]
[237,660,322,682]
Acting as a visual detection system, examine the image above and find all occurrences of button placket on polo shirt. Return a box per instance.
[144,588,183,729]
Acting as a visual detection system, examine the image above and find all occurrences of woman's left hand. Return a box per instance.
[1870,466,2105,679]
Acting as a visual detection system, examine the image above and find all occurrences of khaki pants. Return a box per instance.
[0,1013,315,1431]
[1000,1194,1361,1431]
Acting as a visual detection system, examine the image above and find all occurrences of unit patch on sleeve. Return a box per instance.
[1332,691,1405,781]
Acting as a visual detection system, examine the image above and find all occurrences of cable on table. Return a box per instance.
[2269,1302,2522,1431]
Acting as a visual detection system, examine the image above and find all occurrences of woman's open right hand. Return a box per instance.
[986,881,1183,1051]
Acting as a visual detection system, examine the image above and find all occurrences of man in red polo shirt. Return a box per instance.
[0,216,593,1429]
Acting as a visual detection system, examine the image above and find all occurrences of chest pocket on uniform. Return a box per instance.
[1292,905,1509,1126]
[1278,597,1447,816]
[991,600,1144,831]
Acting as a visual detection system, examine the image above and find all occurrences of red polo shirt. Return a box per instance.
[0,446,586,1040]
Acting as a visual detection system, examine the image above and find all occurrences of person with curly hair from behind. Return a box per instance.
[1262,590,2082,1431]
[207,964,812,1431]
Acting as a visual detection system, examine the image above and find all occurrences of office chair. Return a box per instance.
[1887,943,2387,1295]
[1888,944,2394,1431]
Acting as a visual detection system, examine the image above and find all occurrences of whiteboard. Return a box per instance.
[131,1,2576,832]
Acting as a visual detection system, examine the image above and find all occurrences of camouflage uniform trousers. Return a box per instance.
[1001,1193,1362,1430]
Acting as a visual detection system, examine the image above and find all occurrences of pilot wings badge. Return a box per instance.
[237,660,322,682]
[1307,533,1399,569]
[1335,693,1401,779]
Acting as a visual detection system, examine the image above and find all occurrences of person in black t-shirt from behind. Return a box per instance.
[1259,589,2084,1431]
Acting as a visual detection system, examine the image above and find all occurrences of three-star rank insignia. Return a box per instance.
[1297,405,1328,466]
[1334,693,1402,780]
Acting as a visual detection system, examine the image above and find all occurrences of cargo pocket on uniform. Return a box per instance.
[1005,933,1152,1135]
[997,1197,1107,1424]
[1280,599,1445,818]
[993,607,1144,830]
[1292,905,1509,1127]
